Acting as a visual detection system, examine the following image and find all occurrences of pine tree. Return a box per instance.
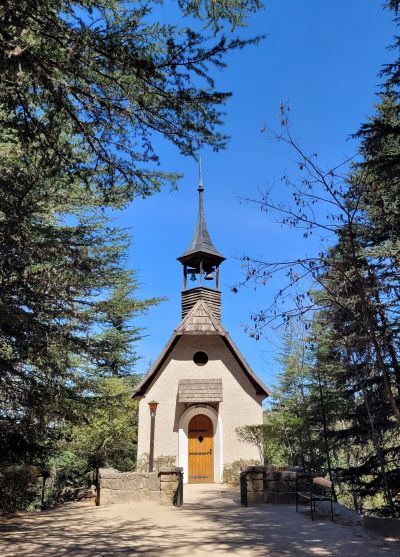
[236,0,400,517]
[0,1,261,202]
[0,1,262,493]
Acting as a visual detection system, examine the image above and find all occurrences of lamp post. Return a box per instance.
[148,400,158,472]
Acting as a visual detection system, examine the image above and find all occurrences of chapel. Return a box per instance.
[133,167,269,483]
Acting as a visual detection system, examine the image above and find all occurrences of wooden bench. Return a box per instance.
[296,476,334,521]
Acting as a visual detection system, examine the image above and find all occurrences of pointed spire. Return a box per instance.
[177,161,225,266]
[198,157,204,192]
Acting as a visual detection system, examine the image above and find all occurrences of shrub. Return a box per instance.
[0,465,39,512]
[223,459,260,486]
[52,450,91,489]
[136,453,177,472]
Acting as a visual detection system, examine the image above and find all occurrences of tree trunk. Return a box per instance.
[41,476,46,509]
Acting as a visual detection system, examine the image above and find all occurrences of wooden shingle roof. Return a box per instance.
[178,378,223,403]
[132,300,269,399]
[177,164,225,267]
[176,299,224,334]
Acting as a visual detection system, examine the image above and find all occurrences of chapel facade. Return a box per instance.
[133,167,269,483]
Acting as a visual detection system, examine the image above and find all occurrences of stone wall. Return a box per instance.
[242,466,265,504]
[96,467,182,506]
[265,470,312,504]
[241,466,315,505]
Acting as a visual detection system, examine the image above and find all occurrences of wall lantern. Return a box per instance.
[148,400,158,416]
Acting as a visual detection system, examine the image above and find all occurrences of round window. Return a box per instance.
[193,351,208,366]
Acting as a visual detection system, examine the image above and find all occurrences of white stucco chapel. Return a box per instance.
[133,167,269,483]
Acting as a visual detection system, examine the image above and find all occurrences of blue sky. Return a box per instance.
[117,1,396,394]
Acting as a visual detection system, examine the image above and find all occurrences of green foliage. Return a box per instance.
[136,453,177,472]
[66,376,140,473]
[51,451,90,491]
[262,411,297,468]
[0,1,263,508]
[0,0,262,202]
[236,424,267,464]
[222,459,259,486]
[239,3,400,514]
[178,0,263,31]
[261,324,341,474]
[0,465,39,512]
[236,424,264,461]
[386,1,400,12]
[35,375,141,505]
[236,418,286,467]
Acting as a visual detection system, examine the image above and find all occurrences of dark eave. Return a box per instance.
[132,334,180,399]
[132,304,270,400]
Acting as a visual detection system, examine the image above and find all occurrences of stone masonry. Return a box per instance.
[96,467,182,506]
[265,470,313,504]
[241,466,316,505]
[242,466,265,504]
[159,467,182,505]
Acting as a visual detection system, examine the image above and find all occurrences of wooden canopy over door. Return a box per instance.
[188,414,214,483]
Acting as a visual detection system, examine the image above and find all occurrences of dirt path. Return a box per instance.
[0,484,398,556]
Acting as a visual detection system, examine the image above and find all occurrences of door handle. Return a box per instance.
[210,449,212,455]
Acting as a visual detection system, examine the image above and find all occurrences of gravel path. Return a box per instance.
[0,484,398,556]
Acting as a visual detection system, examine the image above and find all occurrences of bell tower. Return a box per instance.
[134,161,269,482]
[177,162,225,321]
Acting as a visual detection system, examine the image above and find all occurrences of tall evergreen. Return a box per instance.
[238,1,400,516]
[0,1,262,507]
[0,0,261,202]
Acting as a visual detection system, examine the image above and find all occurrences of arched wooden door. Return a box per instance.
[188,414,214,483]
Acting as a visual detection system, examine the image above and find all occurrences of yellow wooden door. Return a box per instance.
[188,414,214,483]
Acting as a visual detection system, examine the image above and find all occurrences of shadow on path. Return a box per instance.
[0,484,398,556]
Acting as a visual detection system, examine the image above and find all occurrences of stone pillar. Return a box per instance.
[241,466,265,504]
[159,467,183,505]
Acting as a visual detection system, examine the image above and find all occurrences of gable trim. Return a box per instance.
[220,334,270,397]
[132,298,269,399]
[132,330,269,399]
[132,333,180,398]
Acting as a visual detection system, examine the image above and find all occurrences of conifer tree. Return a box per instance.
[0,1,262,490]
[237,1,400,515]
[0,0,261,202]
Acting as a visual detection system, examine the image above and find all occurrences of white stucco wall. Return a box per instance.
[136,334,265,481]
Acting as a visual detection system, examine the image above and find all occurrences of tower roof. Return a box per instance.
[177,162,225,267]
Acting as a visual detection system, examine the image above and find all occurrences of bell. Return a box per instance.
[204,272,213,281]
[190,272,197,281]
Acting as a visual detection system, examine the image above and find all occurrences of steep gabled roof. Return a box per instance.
[132,301,269,399]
